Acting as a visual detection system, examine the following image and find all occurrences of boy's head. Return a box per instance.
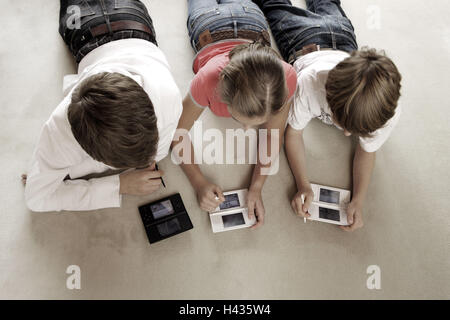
[325,48,402,137]
[68,72,158,169]
[220,41,288,127]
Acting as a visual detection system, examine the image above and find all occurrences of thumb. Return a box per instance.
[212,185,225,202]
[293,197,303,216]
[247,199,255,220]
[346,207,355,224]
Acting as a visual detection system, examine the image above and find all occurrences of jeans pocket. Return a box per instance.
[189,7,220,30]
[338,17,355,34]
[242,5,264,16]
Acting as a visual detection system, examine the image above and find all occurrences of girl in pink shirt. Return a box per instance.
[172,0,298,227]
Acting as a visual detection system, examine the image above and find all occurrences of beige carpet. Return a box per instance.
[0,0,449,299]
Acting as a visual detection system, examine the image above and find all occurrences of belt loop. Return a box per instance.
[98,0,113,35]
[233,21,237,38]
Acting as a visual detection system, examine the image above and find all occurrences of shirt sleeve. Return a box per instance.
[24,126,122,212]
[283,61,298,100]
[359,105,402,152]
[188,68,209,108]
[287,72,315,131]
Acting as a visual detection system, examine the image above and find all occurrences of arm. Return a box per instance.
[170,94,225,211]
[25,165,163,212]
[340,143,376,232]
[247,98,292,228]
[284,125,314,218]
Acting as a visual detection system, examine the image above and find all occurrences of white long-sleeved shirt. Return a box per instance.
[25,39,182,212]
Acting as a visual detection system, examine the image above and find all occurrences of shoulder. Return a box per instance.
[359,104,403,152]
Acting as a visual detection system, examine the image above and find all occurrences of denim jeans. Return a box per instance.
[253,0,358,63]
[59,0,157,63]
[187,0,270,52]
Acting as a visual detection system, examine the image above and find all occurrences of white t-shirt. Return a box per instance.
[288,50,401,153]
[25,39,182,212]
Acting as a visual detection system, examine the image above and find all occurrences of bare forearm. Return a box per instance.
[250,129,283,191]
[285,127,310,189]
[352,144,376,203]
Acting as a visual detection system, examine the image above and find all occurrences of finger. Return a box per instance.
[207,191,222,207]
[303,193,313,213]
[294,197,306,217]
[255,201,265,223]
[340,223,357,232]
[143,180,161,193]
[346,209,355,225]
[251,201,265,229]
[247,200,255,220]
[212,185,225,202]
[146,178,162,187]
[202,198,219,211]
[143,170,164,179]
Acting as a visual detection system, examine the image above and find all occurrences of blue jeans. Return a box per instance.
[59,0,157,62]
[187,0,270,52]
[253,0,358,63]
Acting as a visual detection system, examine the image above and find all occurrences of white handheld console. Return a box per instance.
[306,183,351,226]
[209,189,256,233]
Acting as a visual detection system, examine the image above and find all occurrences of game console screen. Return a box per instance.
[222,212,245,228]
[219,193,240,210]
[319,188,340,204]
[150,199,175,219]
[156,217,181,237]
[319,207,340,222]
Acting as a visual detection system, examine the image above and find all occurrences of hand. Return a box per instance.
[290,186,314,218]
[247,187,265,229]
[340,200,364,232]
[119,164,163,196]
[195,180,225,212]
[21,174,27,186]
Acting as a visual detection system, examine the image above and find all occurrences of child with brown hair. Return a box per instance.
[254,0,402,231]
[24,0,182,212]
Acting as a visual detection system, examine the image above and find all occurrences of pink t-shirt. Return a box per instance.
[190,41,298,118]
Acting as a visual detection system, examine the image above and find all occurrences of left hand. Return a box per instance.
[247,187,265,229]
[340,200,364,232]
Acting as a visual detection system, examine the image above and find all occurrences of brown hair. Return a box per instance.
[326,48,402,137]
[68,72,158,168]
[219,42,288,118]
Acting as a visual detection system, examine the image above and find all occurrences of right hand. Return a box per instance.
[291,186,314,218]
[195,180,225,212]
[119,165,163,196]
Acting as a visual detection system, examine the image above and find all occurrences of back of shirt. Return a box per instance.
[288,50,401,152]
[25,39,182,212]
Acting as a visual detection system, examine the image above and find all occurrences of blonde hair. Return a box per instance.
[219,42,288,118]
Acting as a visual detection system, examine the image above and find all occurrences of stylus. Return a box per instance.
[301,194,306,223]
[154,163,166,188]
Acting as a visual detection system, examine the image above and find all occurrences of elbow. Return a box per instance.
[24,186,58,213]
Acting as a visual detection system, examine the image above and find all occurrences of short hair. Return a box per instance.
[68,72,158,168]
[325,48,402,137]
[219,41,288,118]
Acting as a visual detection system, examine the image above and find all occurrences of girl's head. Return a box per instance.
[219,42,288,127]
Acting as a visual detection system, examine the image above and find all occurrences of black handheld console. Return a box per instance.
[139,193,193,244]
